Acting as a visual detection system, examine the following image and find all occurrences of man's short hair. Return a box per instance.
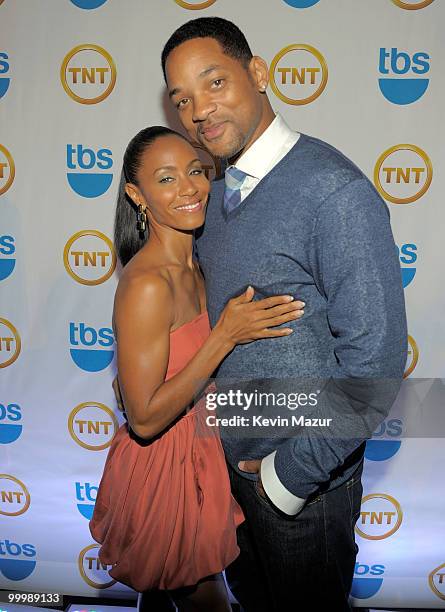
[161,17,253,82]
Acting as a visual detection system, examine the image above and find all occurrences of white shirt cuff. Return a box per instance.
[261,451,305,516]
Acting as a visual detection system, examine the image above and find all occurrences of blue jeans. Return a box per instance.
[225,459,363,612]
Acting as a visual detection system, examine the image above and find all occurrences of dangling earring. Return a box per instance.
[136,204,147,232]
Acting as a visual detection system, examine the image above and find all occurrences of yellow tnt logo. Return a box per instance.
[0,475,30,516]
[404,334,419,378]
[270,44,328,105]
[68,402,118,451]
[429,562,445,601]
[0,144,15,196]
[392,0,434,9]
[60,44,116,104]
[0,318,21,368]
[63,230,116,285]
[374,144,432,204]
[355,493,403,540]
[174,0,216,7]
[78,543,116,589]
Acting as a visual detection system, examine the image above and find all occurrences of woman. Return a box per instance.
[89,126,304,611]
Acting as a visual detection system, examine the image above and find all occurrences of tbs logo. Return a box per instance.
[63,230,116,285]
[404,334,419,378]
[67,145,113,198]
[0,539,36,581]
[355,493,403,541]
[397,243,417,288]
[365,418,402,462]
[0,235,15,281]
[378,48,430,105]
[283,0,321,6]
[429,562,445,601]
[76,481,97,519]
[351,562,385,600]
[78,543,116,589]
[374,144,432,205]
[0,403,22,444]
[270,44,328,105]
[0,143,15,196]
[69,322,114,371]
[68,402,118,450]
[60,44,116,105]
[0,318,21,369]
[0,475,30,517]
[70,0,108,8]
[0,52,10,99]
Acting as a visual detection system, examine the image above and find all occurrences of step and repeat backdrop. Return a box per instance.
[1,0,444,608]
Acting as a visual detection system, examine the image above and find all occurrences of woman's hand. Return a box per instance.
[213,286,304,349]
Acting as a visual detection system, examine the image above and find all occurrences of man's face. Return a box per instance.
[165,37,264,160]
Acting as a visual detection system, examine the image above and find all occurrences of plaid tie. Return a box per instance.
[223,166,249,216]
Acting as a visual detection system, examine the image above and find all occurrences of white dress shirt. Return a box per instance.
[229,115,306,516]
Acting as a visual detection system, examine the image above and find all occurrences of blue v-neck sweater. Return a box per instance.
[195,134,407,499]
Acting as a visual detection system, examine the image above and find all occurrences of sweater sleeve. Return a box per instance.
[271,177,407,502]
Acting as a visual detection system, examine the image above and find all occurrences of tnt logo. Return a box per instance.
[374,144,432,204]
[69,322,114,372]
[70,0,108,8]
[270,44,328,105]
[365,418,402,461]
[0,143,15,196]
[0,475,30,516]
[378,47,430,105]
[397,243,417,288]
[76,482,98,519]
[193,143,222,181]
[174,0,217,8]
[0,235,15,281]
[355,493,403,540]
[0,52,10,99]
[404,334,419,378]
[0,318,21,368]
[283,0,321,7]
[60,44,116,105]
[68,402,118,450]
[0,539,36,581]
[67,145,113,198]
[0,403,22,444]
[351,562,385,600]
[392,0,434,9]
[429,562,445,601]
[63,230,116,285]
[78,543,116,588]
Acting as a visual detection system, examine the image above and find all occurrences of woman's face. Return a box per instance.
[126,134,210,232]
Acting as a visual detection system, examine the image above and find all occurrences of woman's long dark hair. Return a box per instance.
[114,126,187,267]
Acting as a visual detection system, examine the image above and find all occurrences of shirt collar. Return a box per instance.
[231,114,296,180]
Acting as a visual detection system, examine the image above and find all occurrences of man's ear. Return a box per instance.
[248,55,269,92]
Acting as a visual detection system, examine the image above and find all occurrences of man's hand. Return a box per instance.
[112,375,125,412]
[238,459,267,498]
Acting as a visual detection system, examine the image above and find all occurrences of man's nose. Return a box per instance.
[192,93,217,123]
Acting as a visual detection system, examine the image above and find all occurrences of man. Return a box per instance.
[160,17,406,612]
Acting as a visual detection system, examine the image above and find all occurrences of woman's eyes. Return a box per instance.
[190,169,203,175]
[159,169,202,183]
[159,176,174,183]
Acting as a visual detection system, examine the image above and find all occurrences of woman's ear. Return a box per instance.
[125,183,143,207]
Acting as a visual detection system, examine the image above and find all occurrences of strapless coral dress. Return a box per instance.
[89,312,244,591]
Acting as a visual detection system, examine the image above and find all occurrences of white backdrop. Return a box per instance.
[0,0,444,608]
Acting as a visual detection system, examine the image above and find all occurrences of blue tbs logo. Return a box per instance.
[283,0,321,7]
[0,52,10,99]
[70,0,108,8]
[69,322,114,372]
[378,47,430,105]
[397,243,417,288]
[66,145,113,198]
[0,235,15,281]
[0,540,36,581]
[75,481,97,519]
[0,403,22,444]
[365,418,402,461]
[351,562,385,599]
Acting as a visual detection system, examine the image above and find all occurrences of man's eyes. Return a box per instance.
[212,78,224,88]
[176,98,189,109]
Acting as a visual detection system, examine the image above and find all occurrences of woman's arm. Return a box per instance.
[114,274,303,440]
